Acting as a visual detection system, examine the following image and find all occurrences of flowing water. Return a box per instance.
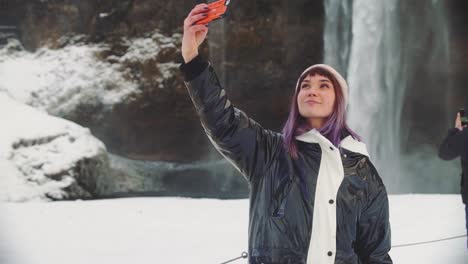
[324,0,459,193]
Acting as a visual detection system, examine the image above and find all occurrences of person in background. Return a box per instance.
[438,99,468,248]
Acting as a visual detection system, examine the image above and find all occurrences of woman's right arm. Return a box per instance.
[438,113,467,160]
[179,5,282,183]
[438,128,466,160]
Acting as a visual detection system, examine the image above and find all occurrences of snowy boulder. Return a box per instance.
[0,94,110,202]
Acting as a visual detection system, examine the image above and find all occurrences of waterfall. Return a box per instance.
[346,0,404,192]
[323,0,353,76]
[324,0,459,194]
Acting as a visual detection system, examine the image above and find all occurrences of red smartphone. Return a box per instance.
[195,0,230,25]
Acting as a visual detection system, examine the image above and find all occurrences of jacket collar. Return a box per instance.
[295,129,369,157]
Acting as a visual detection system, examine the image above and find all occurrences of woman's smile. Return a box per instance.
[305,99,321,106]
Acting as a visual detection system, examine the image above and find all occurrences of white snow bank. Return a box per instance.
[0,94,107,202]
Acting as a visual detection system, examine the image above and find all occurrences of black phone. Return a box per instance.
[460,108,468,126]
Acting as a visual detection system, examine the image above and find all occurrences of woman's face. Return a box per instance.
[297,74,336,128]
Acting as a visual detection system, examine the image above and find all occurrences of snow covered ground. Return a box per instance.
[0,194,466,264]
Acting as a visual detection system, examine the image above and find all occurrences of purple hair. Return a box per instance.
[282,67,361,159]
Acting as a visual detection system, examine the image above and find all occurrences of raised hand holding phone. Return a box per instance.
[182,4,211,63]
[456,109,468,131]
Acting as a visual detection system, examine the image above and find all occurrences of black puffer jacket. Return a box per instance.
[438,127,468,204]
[180,55,392,264]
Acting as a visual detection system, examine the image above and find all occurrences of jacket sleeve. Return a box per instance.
[356,162,392,264]
[438,128,467,160]
[179,55,282,183]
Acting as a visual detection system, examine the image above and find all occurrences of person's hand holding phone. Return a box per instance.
[182,4,210,63]
[456,109,468,131]
[455,112,463,131]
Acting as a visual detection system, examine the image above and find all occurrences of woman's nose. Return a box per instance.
[307,86,318,97]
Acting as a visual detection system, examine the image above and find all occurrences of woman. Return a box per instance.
[179,4,392,264]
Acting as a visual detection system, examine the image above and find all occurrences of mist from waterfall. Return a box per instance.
[324,0,460,194]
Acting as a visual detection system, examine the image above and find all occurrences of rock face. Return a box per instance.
[398,1,468,150]
[0,0,206,49]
